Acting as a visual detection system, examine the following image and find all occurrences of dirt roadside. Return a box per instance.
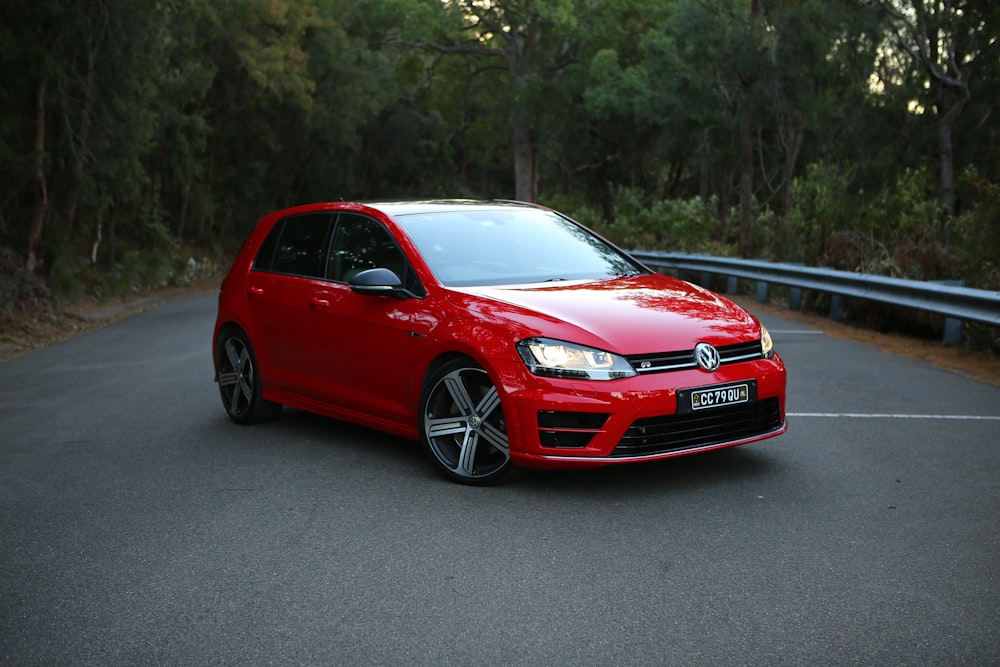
[0,279,220,362]
[2,284,998,387]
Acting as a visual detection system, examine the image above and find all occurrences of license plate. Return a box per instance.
[677,381,755,414]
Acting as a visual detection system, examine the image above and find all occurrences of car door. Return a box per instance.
[305,213,435,425]
[245,212,335,395]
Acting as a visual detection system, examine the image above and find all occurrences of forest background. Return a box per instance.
[1,0,998,346]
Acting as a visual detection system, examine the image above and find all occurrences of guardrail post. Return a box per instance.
[727,276,738,294]
[830,295,845,321]
[788,287,802,310]
[942,318,963,345]
[933,280,965,345]
[756,281,768,302]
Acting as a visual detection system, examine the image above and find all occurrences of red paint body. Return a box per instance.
[213,201,786,470]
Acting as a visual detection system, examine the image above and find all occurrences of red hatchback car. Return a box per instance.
[213,200,786,484]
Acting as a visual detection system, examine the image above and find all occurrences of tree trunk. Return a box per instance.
[26,76,49,274]
[90,207,104,265]
[936,96,966,248]
[106,204,117,269]
[738,87,754,258]
[512,122,537,202]
[61,48,98,236]
[781,118,805,217]
[698,131,712,204]
[738,0,761,259]
[510,68,537,203]
[176,175,193,240]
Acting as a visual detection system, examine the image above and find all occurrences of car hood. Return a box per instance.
[453,273,761,354]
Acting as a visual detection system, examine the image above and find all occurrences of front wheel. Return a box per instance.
[419,359,512,485]
[216,330,281,424]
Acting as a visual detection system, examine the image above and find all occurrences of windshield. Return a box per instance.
[394,208,647,287]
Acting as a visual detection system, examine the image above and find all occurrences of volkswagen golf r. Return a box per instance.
[213,200,787,484]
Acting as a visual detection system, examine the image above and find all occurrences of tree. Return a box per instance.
[0,1,65,273]
[389,0,593,202]
[874,0,993,247]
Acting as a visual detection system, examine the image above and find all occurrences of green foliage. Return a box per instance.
[954,169,1000,292]
[783,163,950,279]
[539,192,603,231]
[785,162,857,263]
[0,0,998,346]
[598,186,735,255]
[47,236,202,301]
[46,262,85,299]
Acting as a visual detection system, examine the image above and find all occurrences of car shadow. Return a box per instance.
[509,445,783,496]
[249,407,425,458]
[224,408,786,495]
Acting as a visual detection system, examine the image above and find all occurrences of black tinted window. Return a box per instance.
[255,213,333,278]
[252,221,281,272]
[330,214,423,295]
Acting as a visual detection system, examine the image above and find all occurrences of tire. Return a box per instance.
[216,330,281,424]
[419,359,513,485]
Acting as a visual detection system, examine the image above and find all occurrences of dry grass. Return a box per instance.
[0,281,218,362]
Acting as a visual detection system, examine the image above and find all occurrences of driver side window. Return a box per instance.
[329,214,423,296]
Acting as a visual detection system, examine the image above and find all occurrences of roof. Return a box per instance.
[362,199,543,217]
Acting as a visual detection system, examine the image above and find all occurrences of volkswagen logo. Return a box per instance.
[694,342,721,372]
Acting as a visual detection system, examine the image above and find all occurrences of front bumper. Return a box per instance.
[493,355,787,470]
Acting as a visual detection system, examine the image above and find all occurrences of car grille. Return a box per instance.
[610,398,782,458]
[626,340,763,374]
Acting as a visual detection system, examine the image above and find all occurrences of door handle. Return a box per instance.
[248,286,264,296]
[309,297,330,309]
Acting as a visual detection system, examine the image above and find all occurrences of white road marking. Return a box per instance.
[788,412,1000,421]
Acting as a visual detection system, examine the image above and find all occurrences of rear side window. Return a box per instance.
[253,213,333,278]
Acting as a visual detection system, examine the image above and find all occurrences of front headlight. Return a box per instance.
[517,337,637,380]
[760,324,774,359]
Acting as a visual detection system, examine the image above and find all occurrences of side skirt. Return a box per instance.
[264,387,420,442]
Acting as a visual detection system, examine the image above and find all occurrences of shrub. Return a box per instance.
[602,186,733,254]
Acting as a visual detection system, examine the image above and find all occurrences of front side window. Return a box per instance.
[330,214,423,296]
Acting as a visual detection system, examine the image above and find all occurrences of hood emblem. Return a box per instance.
[694,342,721,372]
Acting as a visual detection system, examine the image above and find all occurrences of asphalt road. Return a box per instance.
[2,290,999,666]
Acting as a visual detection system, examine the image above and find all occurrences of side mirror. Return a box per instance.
[348,267,407,298]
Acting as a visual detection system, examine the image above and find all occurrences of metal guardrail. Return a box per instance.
[630,251,1000,344]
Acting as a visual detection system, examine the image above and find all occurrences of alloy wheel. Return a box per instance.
[422,364,511,483]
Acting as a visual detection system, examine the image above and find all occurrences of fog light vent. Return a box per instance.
[537,411,610,449]
[538,411,609,430]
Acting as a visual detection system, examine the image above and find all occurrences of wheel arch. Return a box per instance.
[421,351,477,386]
[213,321,248,377]
[214,321,276,392]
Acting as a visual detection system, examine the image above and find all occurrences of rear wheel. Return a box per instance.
[216,330,281,424]
[420,359,512,485]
